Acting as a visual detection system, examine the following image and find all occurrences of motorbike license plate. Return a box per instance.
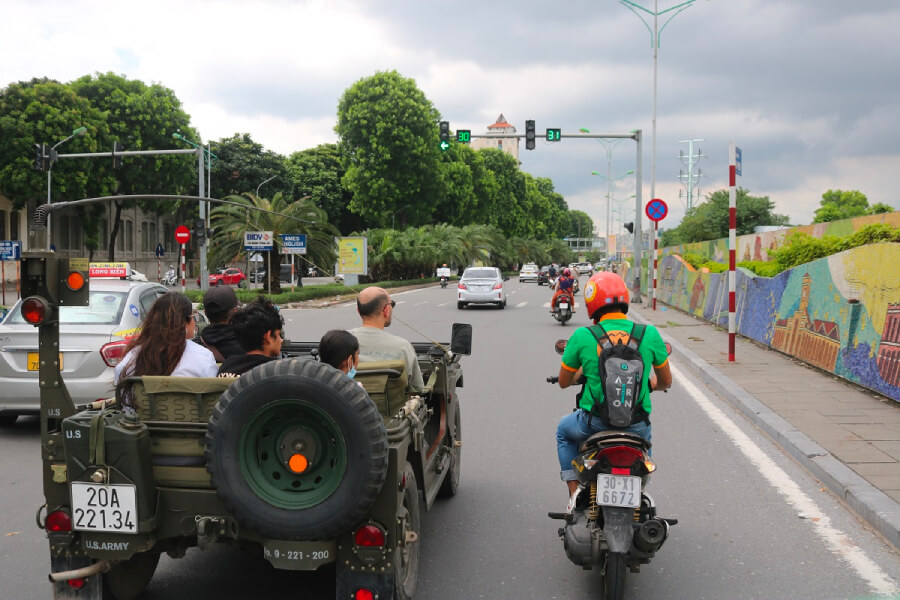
[27,352,62,371]
[71,482,138,533]
[596,474,641,508]
[559,303,569,310]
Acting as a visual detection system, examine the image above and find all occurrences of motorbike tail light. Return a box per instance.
[458,282,467,290]
[354,589,374,600]
[492,282,502,290]
[354,524,386,547]
[100,340,130,367]
[597,445,643,468]
[46,509,72,532]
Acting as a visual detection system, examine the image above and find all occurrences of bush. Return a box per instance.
[702,262,729,273]
[737,260,782,277]
[680,252,705,269]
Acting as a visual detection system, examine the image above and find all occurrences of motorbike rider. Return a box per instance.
[555,271,672,499]
[548,263,558,283]
[437,263,451,286]
[550,267,576,313]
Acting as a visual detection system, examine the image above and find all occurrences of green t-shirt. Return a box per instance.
[560,317,669,414]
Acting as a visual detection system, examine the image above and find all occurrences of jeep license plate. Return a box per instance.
[263,540,337,570]
[596,474,641,508]
[71,482,137,533]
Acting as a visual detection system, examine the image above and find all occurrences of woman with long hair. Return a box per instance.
[114,292,218,384]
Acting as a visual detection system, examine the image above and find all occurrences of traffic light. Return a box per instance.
[624,222,634,234]
[439,121,450,151]
[457,129,471,144]
[546,128,561,142]
[33,143,47,171]
[113,141,125,169]
[194,218,206,244]
[525,120,536,150]
[57,258,89,307]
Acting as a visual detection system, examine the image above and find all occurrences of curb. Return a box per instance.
[631,312,900,550]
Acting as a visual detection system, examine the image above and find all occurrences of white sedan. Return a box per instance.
[458,267,508,309]
[518,263,539,282]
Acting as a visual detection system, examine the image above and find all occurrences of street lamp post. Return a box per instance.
[620,0,698,219]
[591,166,634,260]
[391,205,410,230]
[46,126,87,250]
[172,133,217,291]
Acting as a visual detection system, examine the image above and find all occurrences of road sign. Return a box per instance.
[0,240,22,261]
[645,198,668,222]
[175,225,190,244]
[280,233,307,254]
[244,231,274,251]
[735,147,742,176]
[155,243,165,258]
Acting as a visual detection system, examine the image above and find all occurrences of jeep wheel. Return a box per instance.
[102,552,160,600]
[394,461,420,600]
[206,359,389,540]
[437,397,461,498]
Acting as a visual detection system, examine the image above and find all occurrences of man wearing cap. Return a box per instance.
[201,286,243,362]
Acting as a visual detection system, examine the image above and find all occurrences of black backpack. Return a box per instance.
[586,323,648,427]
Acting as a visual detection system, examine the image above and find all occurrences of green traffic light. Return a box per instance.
[439,140,450,151]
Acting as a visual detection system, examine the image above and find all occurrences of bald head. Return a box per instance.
[357,287,390,316]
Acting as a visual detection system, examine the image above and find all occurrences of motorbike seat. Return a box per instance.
[580,430,651,452]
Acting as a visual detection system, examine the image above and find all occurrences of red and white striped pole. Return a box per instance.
[652,220,658,310]
[180,243,186,293]
[728,142,737,362]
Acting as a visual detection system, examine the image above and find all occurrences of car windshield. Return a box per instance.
[463,269,497,280]
[5,291,128,325]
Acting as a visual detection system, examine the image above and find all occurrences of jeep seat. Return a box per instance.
[354,361,408,416]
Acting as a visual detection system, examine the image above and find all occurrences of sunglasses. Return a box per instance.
[389,300,396,308]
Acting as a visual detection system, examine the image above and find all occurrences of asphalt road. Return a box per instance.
[1,278,898,599]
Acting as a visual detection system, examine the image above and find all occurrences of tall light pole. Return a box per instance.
[621,0,698,226]
[172,133,217,291]
[256,175,277,198]
[46,126,87,250]
[591,166,634,259]
[391,204,410,230]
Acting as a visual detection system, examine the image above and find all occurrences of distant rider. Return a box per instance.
[550,267,576,313]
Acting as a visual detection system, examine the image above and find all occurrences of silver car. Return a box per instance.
[0,279,170,424]
[457,266,508,309]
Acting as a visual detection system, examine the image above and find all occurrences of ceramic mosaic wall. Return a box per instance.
[662,211,900,263]
[640,243,900,402]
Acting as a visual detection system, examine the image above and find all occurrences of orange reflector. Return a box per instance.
[66,271,85,291]
[288,453,308,473]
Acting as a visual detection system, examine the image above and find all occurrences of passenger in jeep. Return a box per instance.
[319,329,360,376]
[200,285,244,361]
[217,297,285,377]
[350,286,425,393]
[114,292,218,384]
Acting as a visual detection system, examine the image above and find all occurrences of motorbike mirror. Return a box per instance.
[665,341,672,356]
[450,323,472,355]
[554,339,567,355]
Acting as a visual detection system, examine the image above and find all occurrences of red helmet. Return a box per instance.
[563,268,572,277]
[583,272,630,319]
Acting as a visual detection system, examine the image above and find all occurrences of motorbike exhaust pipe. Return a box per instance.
[633,518,668,553]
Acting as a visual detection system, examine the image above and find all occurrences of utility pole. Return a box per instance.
[678,138,705,211]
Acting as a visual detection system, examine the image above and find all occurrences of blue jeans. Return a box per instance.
[556,410,652,481]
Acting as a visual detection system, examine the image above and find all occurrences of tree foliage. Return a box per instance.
[812,189,892,223]
[661,188,790,246]
[209,132,289,199]
[285,143,365,234]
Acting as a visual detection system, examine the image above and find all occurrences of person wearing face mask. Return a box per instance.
[318,329,361,377]
[217,297,285,377]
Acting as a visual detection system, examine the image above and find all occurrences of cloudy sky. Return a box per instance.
[4,0,898,235]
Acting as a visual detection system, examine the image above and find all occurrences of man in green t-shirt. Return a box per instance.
[556,272,672,499]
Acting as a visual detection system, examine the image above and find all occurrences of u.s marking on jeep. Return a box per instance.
[84,540,129,552]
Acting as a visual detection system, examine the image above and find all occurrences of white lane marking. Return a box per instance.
[543,302,580,308]
[437,302,450,307]
[415,301,428,306]
[672,363,898,596]
[516,302,528,308]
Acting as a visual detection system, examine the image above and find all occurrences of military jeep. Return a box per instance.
[23,253,470,600]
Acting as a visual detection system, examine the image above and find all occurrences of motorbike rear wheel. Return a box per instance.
[603,552,627,600]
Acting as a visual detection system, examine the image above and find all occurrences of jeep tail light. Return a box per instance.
[354,524,386,547]
[46,509,72,532]
[492,282,502,290]
[21,297,49,325]
[100,340,130,367]
[597,446,643,469]
[354,589,374,600]
[458,282,467,290]
[66,578,86,590]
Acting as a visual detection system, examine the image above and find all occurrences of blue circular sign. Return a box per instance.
[646,198,668,222]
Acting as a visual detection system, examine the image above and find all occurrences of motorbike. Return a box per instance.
[546,341,675,600]
[551,292,574,325]
[441,276,449,288]
[162,265,178,286]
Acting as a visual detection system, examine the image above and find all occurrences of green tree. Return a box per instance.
[208,133,289,199]
[285,143,364,234]
[335,70,442,227]
[568,210,594,241]
[812,189,893,223]
[661,188,790,246]
[71,73,198,258]
[208,192,337,293]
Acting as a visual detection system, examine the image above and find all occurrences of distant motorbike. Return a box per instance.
[162,265,178,286]
[551,292,574,325]
[547,340,675,600]
[440,276,449,288]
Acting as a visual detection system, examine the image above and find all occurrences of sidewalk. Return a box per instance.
[629,302,900,549]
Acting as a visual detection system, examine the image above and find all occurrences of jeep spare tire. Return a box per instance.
[206,358,389,540]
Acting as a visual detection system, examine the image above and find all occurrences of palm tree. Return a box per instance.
[209,192,337,293]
